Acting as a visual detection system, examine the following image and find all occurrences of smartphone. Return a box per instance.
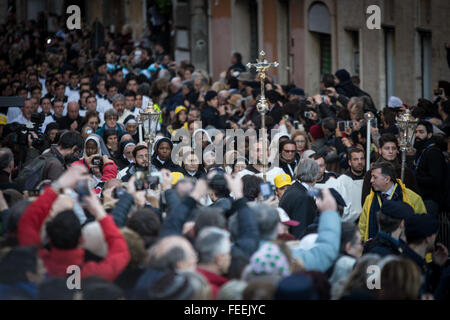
[260,182,274,200]
[304,111,313,118]
[75,180,90,204]
[338,121,346,132]
[293,120,300,129]
[307,188,323,199]
[434,89,443,96]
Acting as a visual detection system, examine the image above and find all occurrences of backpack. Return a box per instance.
[14,155,58,191]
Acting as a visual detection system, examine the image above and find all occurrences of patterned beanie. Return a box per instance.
[247,242,291,278]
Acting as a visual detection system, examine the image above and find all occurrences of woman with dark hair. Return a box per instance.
[43,122,60,148]
[168,106,188,135]
[103,129,120,162]
[151,137,182,172]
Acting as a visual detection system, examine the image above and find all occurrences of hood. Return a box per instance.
[83,134,111,158]
[152,137,173,160]
[335,69,351,82]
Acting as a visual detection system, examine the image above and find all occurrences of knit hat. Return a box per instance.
[387,96,403,109]
[146,271,194,300]
[309,124,324,140]
[204,90,217,102]
[245,242,291,278]
[405,214,439,240]
[274,273,317,300]
[381,200,414,220]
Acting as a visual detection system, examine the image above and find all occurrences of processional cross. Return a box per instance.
[246,51,279,182]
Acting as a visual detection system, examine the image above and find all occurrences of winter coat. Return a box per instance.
[279,181,318,239]
[359,180,427,242]
[17,187,130,282]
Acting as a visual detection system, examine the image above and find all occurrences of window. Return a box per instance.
[320,34,332,75]
[420,31,432,100]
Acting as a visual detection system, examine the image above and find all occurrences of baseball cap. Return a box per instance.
[175,106,187,115]
[171,172,185,185]
[277,208,300,227]
[274,174,292,189]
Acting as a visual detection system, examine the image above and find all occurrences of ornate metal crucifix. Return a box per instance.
[246,51,279,182]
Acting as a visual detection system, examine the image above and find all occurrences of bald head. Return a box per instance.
[148,235,197,271]
[67,102,80,120]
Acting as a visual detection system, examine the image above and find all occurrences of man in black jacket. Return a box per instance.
[201,91,228,130]
[279,158,320,239]
[413,121,446,215]
[278,140,298,179]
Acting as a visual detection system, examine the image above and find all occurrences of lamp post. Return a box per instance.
[364,112,375,171]
[246,51,279,182]
[140,102,161,175]
[396,109,418,181]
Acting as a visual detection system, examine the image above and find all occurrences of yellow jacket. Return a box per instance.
[359,179,427,242]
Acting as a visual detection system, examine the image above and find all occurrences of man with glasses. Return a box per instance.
[279,140,299,179]
[118,145,151,182]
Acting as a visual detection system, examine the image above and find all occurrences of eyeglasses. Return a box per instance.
[295,140,306,144]
[106,116,117,120]
[137,154,148,159]
[283,150,296,153]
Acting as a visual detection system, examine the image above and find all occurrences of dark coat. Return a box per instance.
[279,181,317,239]
[279,159,298,179]
[151,138,183,172]
[362,232,405,257]
[201,105,228,130]
[414,141,446,204]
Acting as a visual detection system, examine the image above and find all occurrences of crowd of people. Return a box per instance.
[0,16,449,300]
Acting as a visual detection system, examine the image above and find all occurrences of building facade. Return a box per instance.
[206,0,450,109]
[6,0,450,109]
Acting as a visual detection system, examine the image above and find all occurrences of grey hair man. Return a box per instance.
[112,93,132,125]
[195,227,231,298]
[279,159,321,239]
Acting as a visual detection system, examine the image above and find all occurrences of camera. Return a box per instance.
[134,171,161,191]
[434,89,443,96]
[260,182,274,200]
[92,156,103,167]
[304,111,313,118]
[293,120,300,129]
[75,180,90,203]
[307,188,323,199]
[113,186,126,199]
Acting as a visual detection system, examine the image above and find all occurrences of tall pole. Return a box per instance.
[366,120,371,172]
[247,51,278,182]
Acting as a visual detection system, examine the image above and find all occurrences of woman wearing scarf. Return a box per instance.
[71,134,118,193]
[116,139,136,171]
[151,137,182,172]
